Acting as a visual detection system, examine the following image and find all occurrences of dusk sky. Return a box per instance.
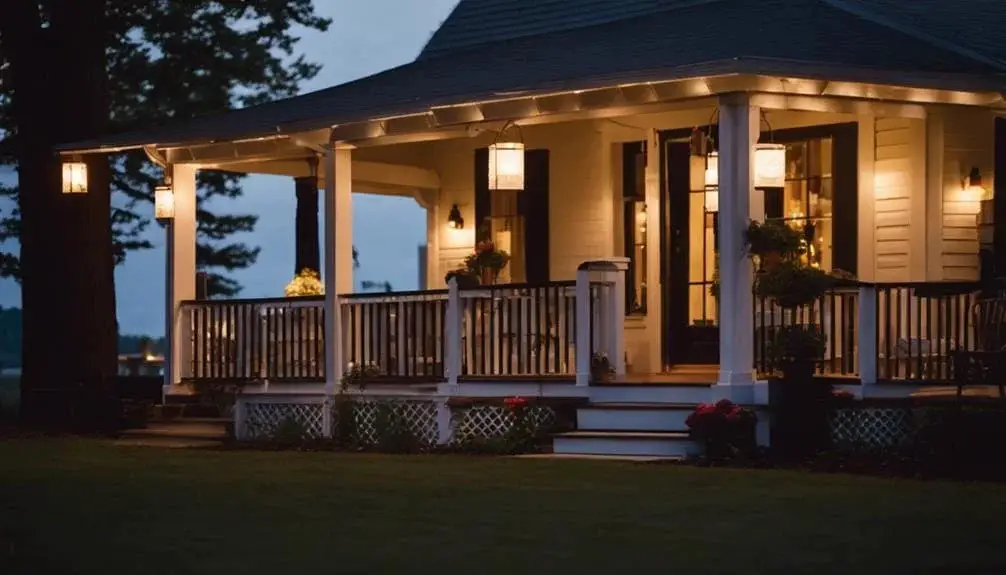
[0,0,461,336]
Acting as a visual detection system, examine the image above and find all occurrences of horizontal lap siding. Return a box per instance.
[941,109,994,281]
[874,118,920,282]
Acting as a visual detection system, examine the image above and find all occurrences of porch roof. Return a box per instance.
[59,0,1006,155]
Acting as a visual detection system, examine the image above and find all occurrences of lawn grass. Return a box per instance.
[2,439,1005,574]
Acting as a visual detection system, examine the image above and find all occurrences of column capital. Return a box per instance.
[718,91,755,107]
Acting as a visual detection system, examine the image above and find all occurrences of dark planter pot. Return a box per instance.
[769,360,833,460]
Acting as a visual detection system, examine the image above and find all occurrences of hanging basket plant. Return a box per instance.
[753,260,835,308]
[744,220,804,268]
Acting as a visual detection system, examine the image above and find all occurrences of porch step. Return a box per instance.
[577,403,693,432]
[589,385,712,404]
[119,419,231,447]
[552,431,700,458]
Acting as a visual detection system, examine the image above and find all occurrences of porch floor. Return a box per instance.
[616,365,717,386]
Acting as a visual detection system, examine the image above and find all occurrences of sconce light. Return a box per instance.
[447,204,464,229]
[488,121,525,191]
[61,158,88,194]
[964,166,988,203]
[154,183,175,222]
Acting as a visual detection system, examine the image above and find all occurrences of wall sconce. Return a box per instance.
[154,183,175,222]
[61,158,88,194]
[447,203,464,229]
[488,121,525,191]
[963,166,988,203]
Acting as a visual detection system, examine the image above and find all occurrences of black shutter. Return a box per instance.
[474,147,490,237]
[832,123,859,276]
[523,150,550,284]
[995,118,1006,276]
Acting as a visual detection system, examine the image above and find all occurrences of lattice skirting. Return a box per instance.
[244,401,326,440]
[452,404,555,443]
[238,398,556,445]
[830,407,915,448]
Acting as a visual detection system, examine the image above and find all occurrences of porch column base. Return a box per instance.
[713,375,756,405]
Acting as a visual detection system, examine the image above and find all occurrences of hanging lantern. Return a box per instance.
[447,203,464,229]
[488,141,525,191]
[154,183,175,222]
[704,151,719,212]
[754,143,786,188]
[61,160,88,194]
[488,121,525,191]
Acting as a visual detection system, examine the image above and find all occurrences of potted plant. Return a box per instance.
[685,399,757,460]
[445,268,479,289]
[744,220,804,270]
[591,352,616,383]
[464,239,510,285]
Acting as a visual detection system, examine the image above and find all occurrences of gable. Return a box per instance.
[419,0,715,60]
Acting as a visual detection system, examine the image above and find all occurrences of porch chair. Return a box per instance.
[951,298,1006,399]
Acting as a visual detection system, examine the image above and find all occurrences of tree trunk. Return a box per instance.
[294,168,320,276]
[4,0,118,429]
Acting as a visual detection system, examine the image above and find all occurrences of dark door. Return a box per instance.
[663,138,719,366]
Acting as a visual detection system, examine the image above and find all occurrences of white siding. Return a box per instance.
[940,108,994,280]
[873,118,923,282]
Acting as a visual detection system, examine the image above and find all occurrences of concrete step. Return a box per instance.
[552,430,700,458]
[589,385,712,405]
[577,403,693,432]
[122,421,231,442]
[114,437,223,449]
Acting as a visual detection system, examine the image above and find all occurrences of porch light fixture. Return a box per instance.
[447,203,464,229]
[754,112,786,189]
[154,183,175,222]
[488,121,525,191]
[61,158,88,194]
[964,166,988,203]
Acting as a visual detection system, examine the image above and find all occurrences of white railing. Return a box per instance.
[178,260,628,386]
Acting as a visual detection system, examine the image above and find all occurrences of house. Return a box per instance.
[59,0,1006,456]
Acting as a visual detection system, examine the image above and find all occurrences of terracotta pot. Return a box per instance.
[481,268,497,285]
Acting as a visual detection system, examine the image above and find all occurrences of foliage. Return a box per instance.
[191,380,245,417]
[590,353,615,382]
[340,362,381,392]
[686,399,757,460]
[445,267,480,288]
[360,280,393,293]
[754,261,836,308]
[0,1,332,296]
[269,416,312,447]
[284,268,324,297]
[743,219,805,259]
[769,325,827,365]
[372,401,424,453]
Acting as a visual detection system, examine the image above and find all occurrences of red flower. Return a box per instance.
[715,399,736,413]
[504,396,528,410]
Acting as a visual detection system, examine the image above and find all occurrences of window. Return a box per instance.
[688,154,718,326]
[486,190,526,284]
[623,142,647,314]
[766,137,834,271]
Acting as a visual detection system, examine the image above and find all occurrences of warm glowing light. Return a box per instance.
[488,142,524,190]
[705,189,719,213]
[964,166,990,203]
[154,184,175,221]
[754,143,786,188]
[447,204,464,229]
[704,151,718,188]
[62,161,88,194]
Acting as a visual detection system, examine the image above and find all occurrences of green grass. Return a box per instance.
[2,440,1006,574]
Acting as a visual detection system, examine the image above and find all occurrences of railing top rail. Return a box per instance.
[342,288,449,300]
[180,295,324,307]
[457,280,576,292]
[342,290,449,304]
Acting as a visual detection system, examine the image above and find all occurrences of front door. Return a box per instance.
[663,137,719,366]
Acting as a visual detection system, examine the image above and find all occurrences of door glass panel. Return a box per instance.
[688,155,717,326]
[775,137,834,271]
[488,189,525,283]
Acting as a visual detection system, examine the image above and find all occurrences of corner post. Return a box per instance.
[575,266,591,386]
[165,164,197,396]
[715,93,757,399]
[858,284,878,390]
[446,278,461,388]
[323,147,351,395]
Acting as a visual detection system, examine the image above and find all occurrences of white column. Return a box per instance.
[323,148,352,394]
[575,267,591,386]
[165,164,197,392]
[716,93,757,394]
[445,278,461,387]
[858,284,878,392]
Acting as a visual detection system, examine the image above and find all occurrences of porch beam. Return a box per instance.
[164,137,308,165]
[352,160,440,190]
[715,92,758,397]
[750,94,928,119]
